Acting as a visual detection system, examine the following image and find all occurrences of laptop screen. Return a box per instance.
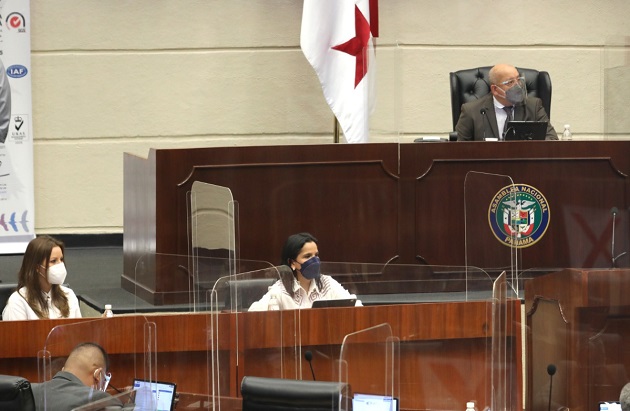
[132,379,177,411]
[599,401,621,411]
[352,393,399,411]
[505,120,548,141]
[311,298,357,308]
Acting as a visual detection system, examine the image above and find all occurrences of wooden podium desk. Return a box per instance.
[0,300,522,411]
[525,269,630,411]
[124,141,630,304]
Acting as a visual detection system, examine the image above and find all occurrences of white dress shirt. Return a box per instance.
[2,286,82,321]
[248,274,361,311]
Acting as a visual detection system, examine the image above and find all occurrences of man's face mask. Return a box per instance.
[93,368,111,392]
[497,76,527,105]
[296,256,321,280]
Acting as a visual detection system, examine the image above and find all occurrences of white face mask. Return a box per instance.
[46,263,67,285]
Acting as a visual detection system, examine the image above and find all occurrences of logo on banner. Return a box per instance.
[0,211,30,233]
[6,12,26,32]
[7,65,27,78]
[488,184,550,248]
[9,114,28,143]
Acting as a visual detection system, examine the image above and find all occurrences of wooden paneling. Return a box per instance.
[525,269,630,411]
[0,301,521,411]
[123,141,630,304]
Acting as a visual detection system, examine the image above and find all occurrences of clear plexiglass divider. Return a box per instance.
[36,316,155,411]
[125,256,520,410]
[131,252,277,411]
[465,171,523,295]
[335,323,399,411]
[209,265,301,411]
[187,181,240,310]
[491,271,521,411]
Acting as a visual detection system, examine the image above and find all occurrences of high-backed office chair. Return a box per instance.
[0,375,36,411]
[241,376,347,411]
[0,283,17,320]
[449,66,552,139]
[223,278,277,311]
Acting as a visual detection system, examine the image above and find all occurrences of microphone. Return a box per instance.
[480,108,490,140]
[304,350,316,380]
[547,364,556,411]
[611,207,628,268]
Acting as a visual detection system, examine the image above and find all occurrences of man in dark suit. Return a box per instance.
[456,63,558,141]
[31,342,124,410]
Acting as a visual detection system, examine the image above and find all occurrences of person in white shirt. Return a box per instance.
[2,235,82,320]
[248,232,361,311]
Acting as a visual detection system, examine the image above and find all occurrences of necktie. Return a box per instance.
[502,106,513,139]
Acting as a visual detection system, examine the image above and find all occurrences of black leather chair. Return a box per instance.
[0,375,35,411]
[449,66,552,140]
[0,283,17,320]
[241,376,347,411]
[223,278,277,311]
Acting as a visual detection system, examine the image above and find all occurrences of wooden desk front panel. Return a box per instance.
[124,141,630,303]
[526,269,630,411]
[0,301,521,410]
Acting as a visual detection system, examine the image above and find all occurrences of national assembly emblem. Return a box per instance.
[488,184,550,248]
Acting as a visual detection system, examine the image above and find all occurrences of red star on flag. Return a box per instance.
[300,0,378,143]
[332,5,371,88]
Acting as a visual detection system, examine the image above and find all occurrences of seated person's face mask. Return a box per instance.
[93,368,111,392]
[296,256,321,280]
[496,77,527,105]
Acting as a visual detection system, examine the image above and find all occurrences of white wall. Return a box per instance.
[30,0,630,234]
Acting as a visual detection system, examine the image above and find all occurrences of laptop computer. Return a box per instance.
[352,393,399,411]
[599,401,621,411]
[311,298,357,308]
[505,120,548,141]
[132,378,177,411]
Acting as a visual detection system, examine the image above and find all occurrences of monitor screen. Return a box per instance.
[353,393,399,411]
[505,120,548,141]
[132,379,177,411]
[311,298,357,308]
[599,401,621,411]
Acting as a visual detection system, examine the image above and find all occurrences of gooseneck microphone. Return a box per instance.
[305,350,316,381]
[480,108,490,140]
[547,363,556,411]
[610,207,628,267]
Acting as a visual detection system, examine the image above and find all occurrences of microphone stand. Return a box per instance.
[611,207,628,268]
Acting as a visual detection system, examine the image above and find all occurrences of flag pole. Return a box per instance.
[333,116,340,143]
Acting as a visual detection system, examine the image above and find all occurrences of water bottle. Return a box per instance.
[562,124,572,141]
[465,401,477,411]
[268,295,280,311]
[103,304,114,318]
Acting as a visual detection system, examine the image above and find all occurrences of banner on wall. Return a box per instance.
[0,0,35,254]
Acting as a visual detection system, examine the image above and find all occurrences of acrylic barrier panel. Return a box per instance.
[36,317,155,411]
[198,261,520,410]
[188,181,238,306]
[132,252,274,312]
[209,266,304,409]
[527,269,630,411]
[362,42,404,144]
[603,36,630,140]
[465,171,522,292]
[336,323,399,411]
[490,271,521,411]
[286,262,519,411]
[71,389,137,411]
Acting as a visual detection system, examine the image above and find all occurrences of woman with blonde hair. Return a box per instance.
[2,235,81,320]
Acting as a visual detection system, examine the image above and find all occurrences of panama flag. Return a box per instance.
[300,0,378,144]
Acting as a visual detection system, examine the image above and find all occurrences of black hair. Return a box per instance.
[72,342,110,372]
[280,232,322,297]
